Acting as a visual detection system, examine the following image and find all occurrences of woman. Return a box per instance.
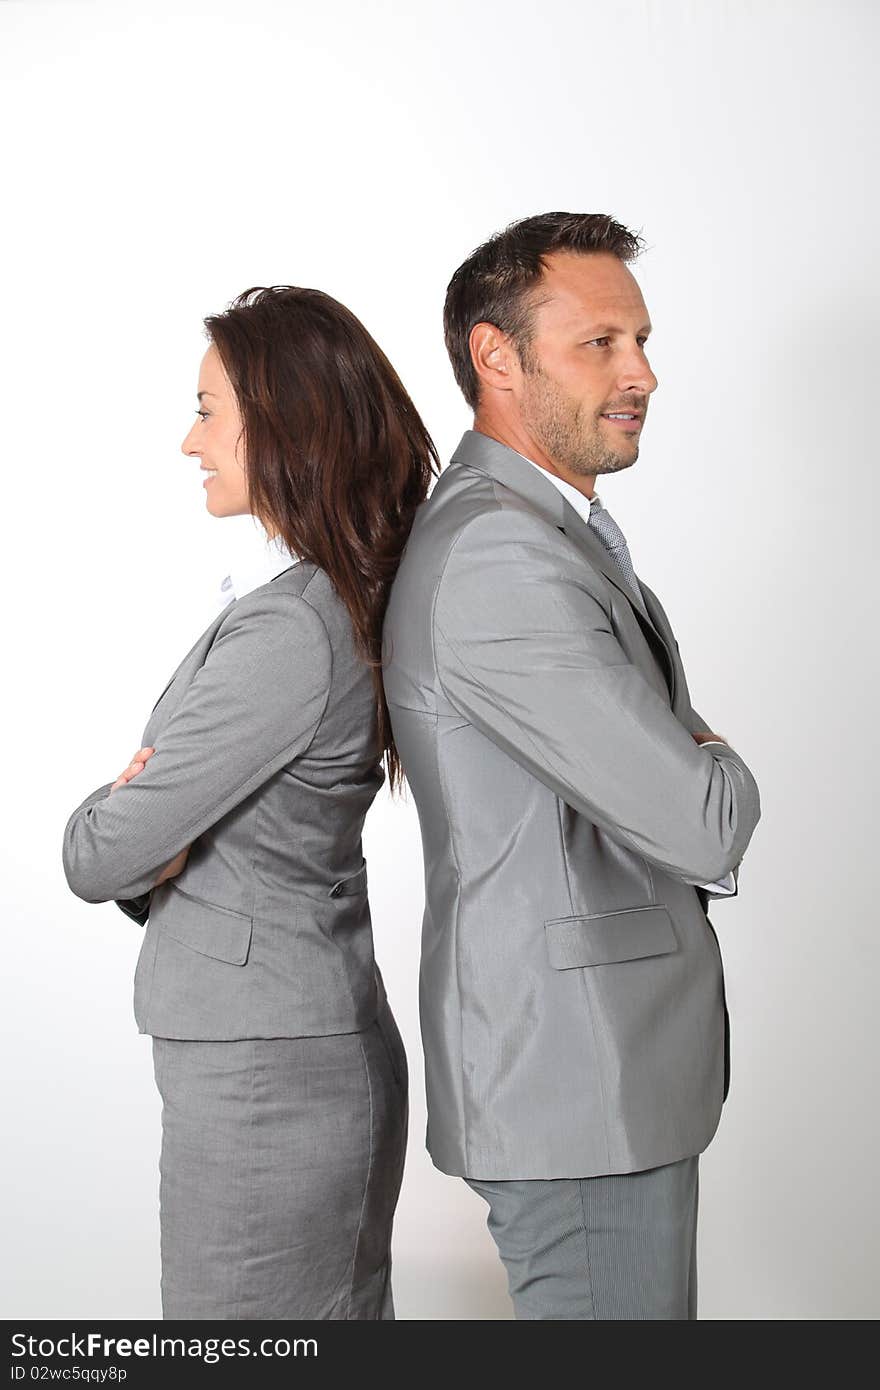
[62,286,438,1319]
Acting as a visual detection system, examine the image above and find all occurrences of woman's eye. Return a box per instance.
[195,409,210,421]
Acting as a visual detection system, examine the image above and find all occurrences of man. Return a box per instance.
[381,212,761,1319]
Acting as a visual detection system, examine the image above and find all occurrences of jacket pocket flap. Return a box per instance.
[545,904,677,969]
[328,858,368,898]
[155,882,253,965]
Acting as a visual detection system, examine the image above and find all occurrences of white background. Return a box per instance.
[1,0,877,1319]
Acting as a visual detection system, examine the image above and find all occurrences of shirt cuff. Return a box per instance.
[698,869,737,895]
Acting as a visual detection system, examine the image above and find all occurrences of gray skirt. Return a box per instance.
[151,1000,408,1320]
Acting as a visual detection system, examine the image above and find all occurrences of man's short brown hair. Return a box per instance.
[443,212,646,412]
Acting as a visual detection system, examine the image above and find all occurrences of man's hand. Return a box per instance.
[692,731,728,745]
[108,745,191,885]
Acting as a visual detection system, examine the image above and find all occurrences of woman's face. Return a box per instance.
[181,345,251,518]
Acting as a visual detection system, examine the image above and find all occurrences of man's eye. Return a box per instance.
[585,337,610,347]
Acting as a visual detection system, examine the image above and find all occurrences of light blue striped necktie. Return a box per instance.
[586,495,642,602]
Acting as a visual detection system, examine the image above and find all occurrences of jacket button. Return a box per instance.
[329,882,344,898]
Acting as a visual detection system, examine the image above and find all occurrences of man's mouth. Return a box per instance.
[601,411,642,431]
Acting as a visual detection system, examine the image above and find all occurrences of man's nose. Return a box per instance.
[618,344,658,396]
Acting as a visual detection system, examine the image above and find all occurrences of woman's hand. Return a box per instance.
[110,746,156,792]
[153,845,192,885]
[109,745,192,885]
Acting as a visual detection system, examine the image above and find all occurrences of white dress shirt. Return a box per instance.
[518,454,736,898]
[216,530,300,611]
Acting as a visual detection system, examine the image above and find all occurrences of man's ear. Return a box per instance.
[470,321,518,396]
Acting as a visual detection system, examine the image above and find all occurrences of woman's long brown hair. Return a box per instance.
[204,286,439,794]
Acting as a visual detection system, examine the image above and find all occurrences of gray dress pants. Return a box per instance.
[151,999,408,1320]
[466,1154,699,1319]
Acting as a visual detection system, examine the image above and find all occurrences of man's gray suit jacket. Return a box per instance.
[62,563,386,1039]
[381,429,761,1180]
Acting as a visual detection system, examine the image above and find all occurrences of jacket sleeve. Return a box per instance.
[114,892,153,925]
[62,590,332,904]
[63,780,157,922]
[686,698,743,900]
[622,573,747,900]
[687,708,743,900]
[433,509,761,888]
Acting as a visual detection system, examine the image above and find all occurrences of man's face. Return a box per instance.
[514,251,658,479]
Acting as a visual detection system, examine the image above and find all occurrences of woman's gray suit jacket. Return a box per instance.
[62,563,386,1039]
[381,429,762,1180]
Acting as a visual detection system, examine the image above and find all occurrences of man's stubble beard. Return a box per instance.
[519,359,637,478]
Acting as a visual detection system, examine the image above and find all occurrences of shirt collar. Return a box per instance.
[217,531,300,611]
[517,453,600,527]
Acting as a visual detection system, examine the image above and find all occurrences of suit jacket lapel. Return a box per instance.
[554,491,651,622]
[450,430,677,701]
[553,494,678,702]
[147,606,231,718]
[636,580,684,709]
